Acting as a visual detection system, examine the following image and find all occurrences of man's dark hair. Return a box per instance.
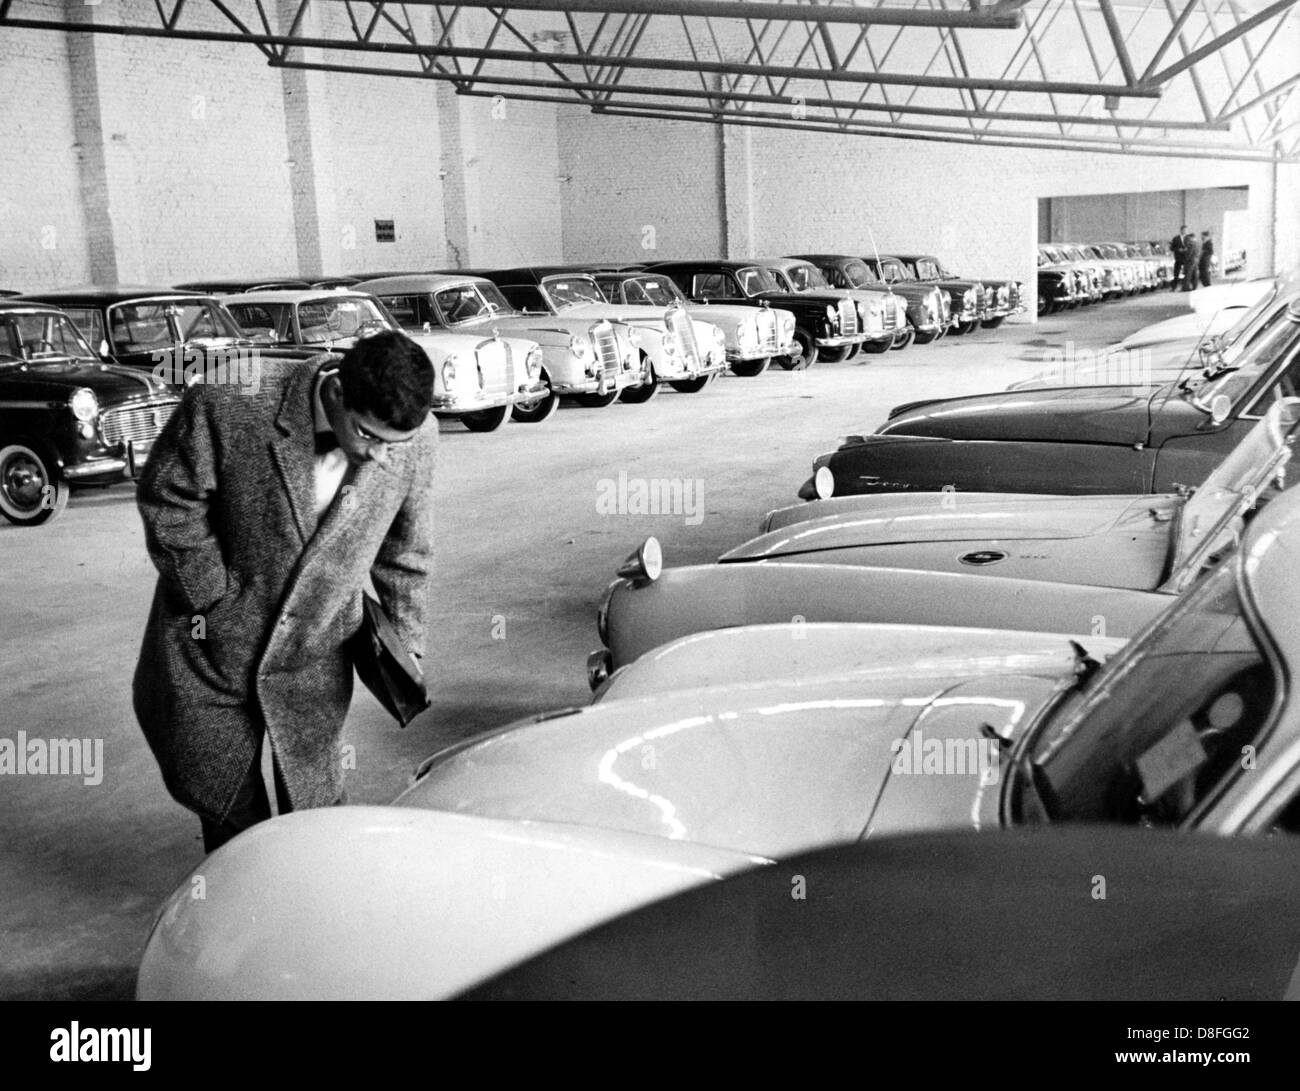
[337,331,433,431]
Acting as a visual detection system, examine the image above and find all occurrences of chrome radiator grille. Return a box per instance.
[475,337,514,397]
[592,322,621,379]
[665,306,700,367]
[837,299,857,336]
[756,308,778,352]
[101,401,178,446]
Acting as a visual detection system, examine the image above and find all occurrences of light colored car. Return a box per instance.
[1008,280,1300,391]
[137,484,1300,997]
[739,397,1297,582]
[590,269,797,379]
[357,274,642,421]
[224,289,546,433]
[589,399,1295,680]
[478,267,725,402]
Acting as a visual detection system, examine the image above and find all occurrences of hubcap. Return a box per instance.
[3,453,45,512]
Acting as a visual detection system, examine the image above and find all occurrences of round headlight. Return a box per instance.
[441,355,463,385]
[780,314,796,336]
[569,334,590,360]
[825,305,836,322]
[69,388,98,422]
[525,346,543,378]
[814,465,835,500]
[738,321,757,346]
[711,325,726,348]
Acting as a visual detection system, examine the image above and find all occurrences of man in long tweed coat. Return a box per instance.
[134,332,436,852]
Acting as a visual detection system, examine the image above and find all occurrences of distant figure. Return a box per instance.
[1199,231,1214,288]
[1182,231,1200,291]
[1169,226,1188,291]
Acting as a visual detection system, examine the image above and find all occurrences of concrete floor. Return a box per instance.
[0,290,1191,999]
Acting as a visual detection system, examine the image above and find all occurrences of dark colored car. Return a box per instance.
[794,254,949,345]
[173,278,313,294]
[798,299,1300,500]
[1035,251,1086,316]
[15,286,278,382]
[864,255,985,335]
[0,300,180,525]
[754,257,901,356]
[892,253,1025,329]
[0,289,21,298]
[644,259,867,370]
[309,277,361,290]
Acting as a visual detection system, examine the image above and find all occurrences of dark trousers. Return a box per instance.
[1170,256,1185,289]
[200,736,292,854]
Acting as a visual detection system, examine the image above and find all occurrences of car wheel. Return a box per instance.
[510,384,560,424]
[730,357,770,377]
[819,344,854,364]
[912,328,940,345]
[952,320,978,336]
[460,405,511,432]
[980,316,1006,330]
[778,330,817,370]
[619,378,660,404]
[575,389,621,408]
[669,376,711,393]
[1037,295,1048,317]
[858,337,891,355]
[0,443,69,526]
[889,327,916,351]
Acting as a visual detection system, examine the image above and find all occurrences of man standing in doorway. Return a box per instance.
[133,332,438,853]
[1199,230,1215,287]
[1182,230,1201,291]
[1169,226,1188,291]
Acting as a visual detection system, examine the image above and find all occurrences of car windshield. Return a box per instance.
[785,264,830,291]
[434,282,515,325]
[735,267,783,295]
[842,260,881,287]
[881,260,915,282]
[1214,282,1283,357]
[541,277,606,309]
[295,296,392,344]
[915,259,945,279]
[1192,312,1300,412]
[623,276,686,307]
[108,299,241,352]
[0,311,98,363]
[227,302,291,339]
[1018,559,1273,828]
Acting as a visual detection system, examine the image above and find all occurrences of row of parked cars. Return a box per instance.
[1036,239,1181,314]
[1,251,1033,526]
[133,267,1300,999]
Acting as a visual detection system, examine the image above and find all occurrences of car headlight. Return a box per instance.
[738,321,757,347]
[69,388,98,422]
[441,355,464,385]
[825,305,836,322]
[525,346,543,379]
[711,325,726,348]
[780,314,796,337]
[569,334,590,360]
[663,332,678,356]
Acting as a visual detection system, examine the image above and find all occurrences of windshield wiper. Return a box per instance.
[1068,640,1103,690]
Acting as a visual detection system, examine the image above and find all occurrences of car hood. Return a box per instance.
[721,494,1163,561]
[136,808,765,1000]
[879,384,1180,446]
[0,357,165,401]
[404,624,1119,859]
[1120,311,1239,348]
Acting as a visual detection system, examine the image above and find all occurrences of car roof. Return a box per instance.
[645,260,768,272]
[791,254,866,265]
[755,257,815,269]
[889,254,936,264]
[0,299,68,314]
[173,278,312,292]
[354,273,493,294]
[17,286,210,305]
[478,267,603,284]
[227,290,377,306]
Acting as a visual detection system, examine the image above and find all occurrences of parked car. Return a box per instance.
[1036,247,1089,314]
[585,267,797,379]
[891,253,1024,329]
[1010,280,1300,391]
[15,286,285,382]
[357,273,641,419]
[793,254,947,345]
[864,254,985,335]
[473,266,725,399]
[137,486,1300,998]
[733,397,1297,586]
[0,299,180,524]
[223,289,547,432]
[1039,245,1103,306]
[798,299,1300,501]
[755,257,901,355]
[173,277,313,293]
[644,260,868,370]
[309,276,361,290]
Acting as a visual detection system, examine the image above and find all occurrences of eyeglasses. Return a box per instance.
[352,418,416,448]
